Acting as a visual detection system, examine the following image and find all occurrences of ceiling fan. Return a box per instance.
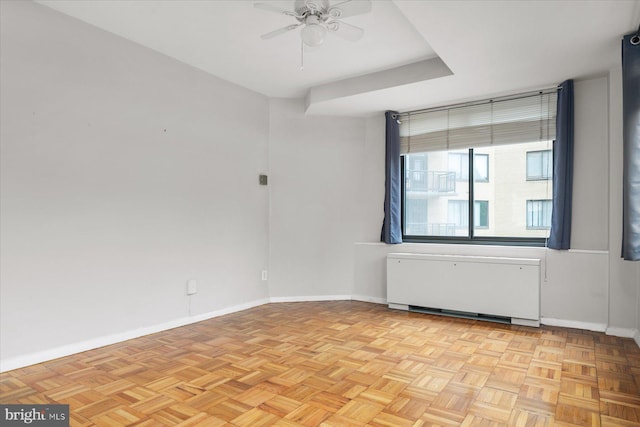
[254,0,372,48]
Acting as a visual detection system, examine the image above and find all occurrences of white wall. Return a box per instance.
[268,98,366,299]
[571,79,609,251]
[0,1,270,365]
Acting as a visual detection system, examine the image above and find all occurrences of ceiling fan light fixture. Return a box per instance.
[301,21,327,47]
[256,0,370,52]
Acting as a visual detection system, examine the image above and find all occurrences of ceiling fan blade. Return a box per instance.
[327,20,364,42]
[254,3,299,17]
[327,0,371,19]
[260,24,302,40]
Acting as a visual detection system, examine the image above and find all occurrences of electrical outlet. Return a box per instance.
[261,270,268,281]
[186,279,197,295]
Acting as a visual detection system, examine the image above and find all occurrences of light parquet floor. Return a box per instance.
[2,301,640,427]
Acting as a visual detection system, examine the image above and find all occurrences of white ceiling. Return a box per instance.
[37,0,640,116]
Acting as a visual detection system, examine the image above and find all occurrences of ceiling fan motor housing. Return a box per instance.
[294,0,330,18]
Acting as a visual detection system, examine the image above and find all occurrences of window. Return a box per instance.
[403,143,552,243]
[526,200,552,229]
[448,153,469,181]
[406,153,428,191]
[405,198,428,235]
[475,200,489,228]
[398,89,556,245]
[475,154,489,183]
[448,153,489,182]
[448,200,468,229]
[448,200,489,229]
[527,150,552,180]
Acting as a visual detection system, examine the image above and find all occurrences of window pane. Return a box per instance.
[406,198,428,235]
[448,200,468,229]
[405,152,467,237]
[527,150,552,180]
[404,141,552,240]
[527,152,542,178]
[448,152,469,181]
[474,154,489,182]
[474,200,489,228]
[526,200,553,229]
[542,151,552,178]
[473,142,553,238]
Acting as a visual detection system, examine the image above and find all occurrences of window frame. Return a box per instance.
[401,148,548,247]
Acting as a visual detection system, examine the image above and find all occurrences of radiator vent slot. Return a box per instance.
[409,306,512,325]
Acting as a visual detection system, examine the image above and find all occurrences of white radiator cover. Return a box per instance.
[387,253,541,326]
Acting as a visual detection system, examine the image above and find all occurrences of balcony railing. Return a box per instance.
[406,170,456,193]
[406,222,457,236]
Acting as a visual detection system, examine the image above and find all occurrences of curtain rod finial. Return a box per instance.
[629,23,640,45]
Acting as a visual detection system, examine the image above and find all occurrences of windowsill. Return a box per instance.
[401,237,548,247]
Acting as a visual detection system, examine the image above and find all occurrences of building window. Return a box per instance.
[448,200,489,229]
[475,154,489,183]
[475,200,489,228]
[448,200,468,229]
[526,200,552,229]
[447,153,489,182]
[527,150,552,180]
[405,198,428,235]
[405,153,428,191]
[448,153,469,181]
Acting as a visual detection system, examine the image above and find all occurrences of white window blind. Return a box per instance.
[399,90,558,154]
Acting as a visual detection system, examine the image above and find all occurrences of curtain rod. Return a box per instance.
[396,86,561,119]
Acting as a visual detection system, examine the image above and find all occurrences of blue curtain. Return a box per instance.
[381,111,402,244]
[548,80,574,250]
[622,32,640,261]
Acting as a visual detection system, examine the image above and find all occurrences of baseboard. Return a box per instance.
[512,318,540,328]
[0,298,270,373]
[269,295,387,305]
[541,317,607,332]
[606,326,640,339]
[269,295,352,303]
[635,330,640,348]
[351,295,387,305]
